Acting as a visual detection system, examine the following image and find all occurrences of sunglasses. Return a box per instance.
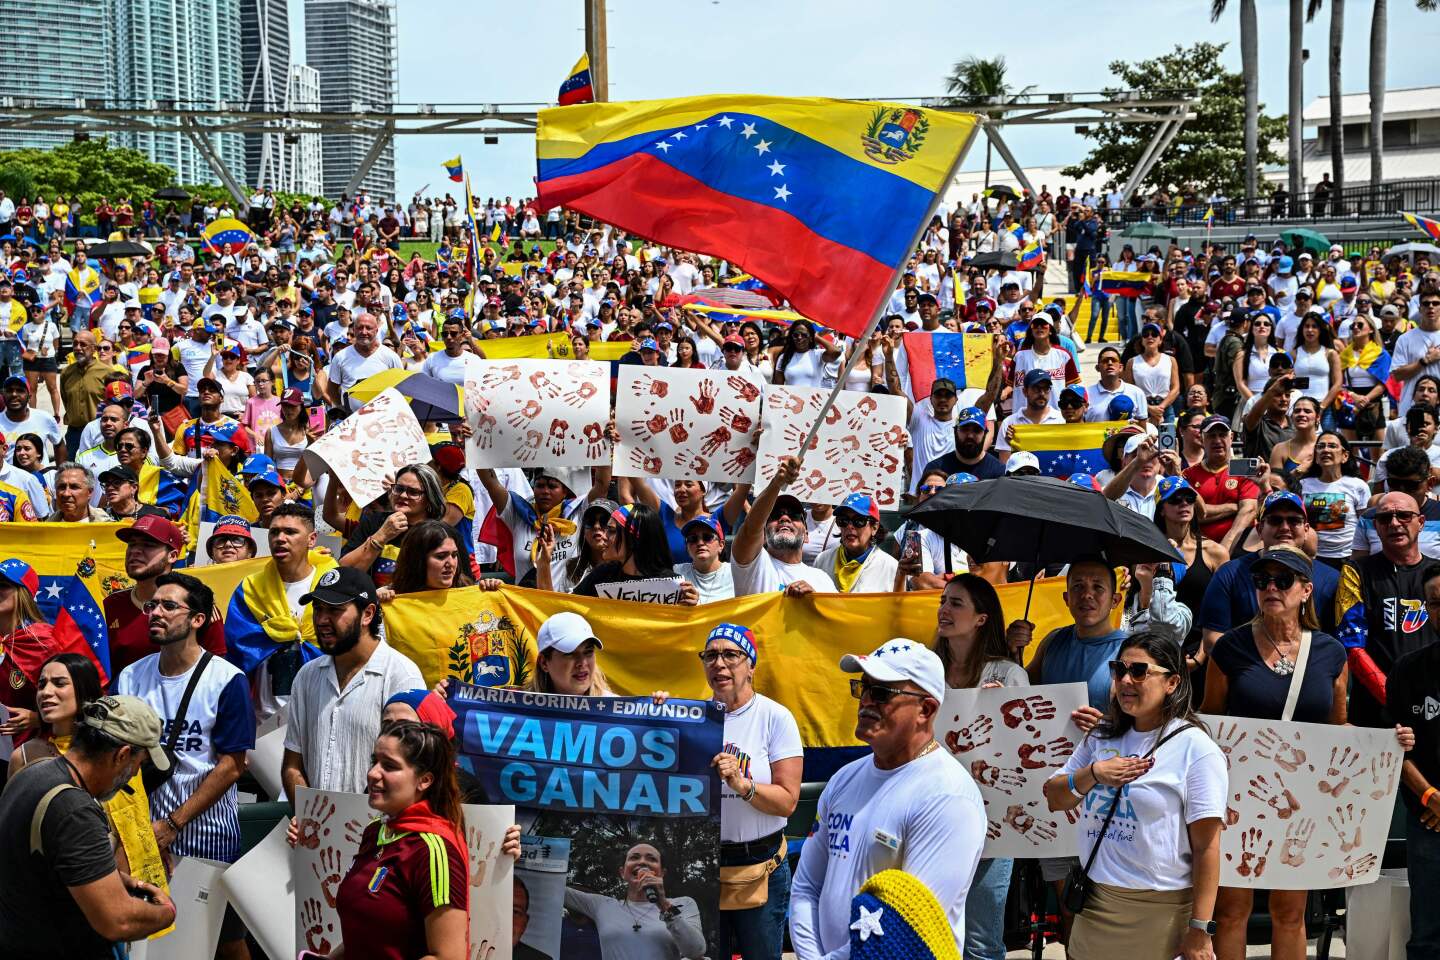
[1108,660,1172,681]
[769,507,805,523]
[1375,510,1419,526]
[685,532,717,545]
[835,515,872,529]
[1263,514,1305,528]
[917,484,943,496]
[1252,570,1299,591]
[697,649,746,666]
[390,484,425,499]
[1165,492,1198,506]
[849,679,930,705]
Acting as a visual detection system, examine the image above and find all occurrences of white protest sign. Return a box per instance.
[515,835,570,960]
[301,387,431,507]
[614,366,763,483]
[595,576,686,605]
[938,683,1087,858]
[293,788,516,957]
[1201,715,1403,889]
[248,722,286,800]
[218,820,296,960]
[466,359,611,469]
[131,857,228,960]
[756,386,908,506]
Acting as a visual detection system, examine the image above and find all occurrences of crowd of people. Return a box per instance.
[0,182,1436,960]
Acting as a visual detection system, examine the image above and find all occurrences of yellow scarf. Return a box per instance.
[529,504,578,562]
[833,548,869,593]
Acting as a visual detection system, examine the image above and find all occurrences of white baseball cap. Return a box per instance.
[1005,451,1041,474]
[536,611,601,655]
[839,639,945,702]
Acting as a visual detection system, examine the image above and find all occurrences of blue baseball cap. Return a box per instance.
[448,308,468,321]
[1022,368,1054,390]
[836,493,880,522]
[1262,490,1305,516]
[706,623,757,665]
[946,472,979,486]
[1157,475,1196,502]
[1068,473,1102,491]
[1107,395,1137,419]
[955,406,986,430]
[240,453,283,489]
[637,338,660,352]
[681,514,724,540]
[1061,384,1088,404]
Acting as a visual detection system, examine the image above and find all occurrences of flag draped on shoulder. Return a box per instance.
[224,551,338,674]
[180,458,257,549]
[557,54,595,106]
[1340,340,1400,402]
[535,95,977,337]
[1009,421,1126,478]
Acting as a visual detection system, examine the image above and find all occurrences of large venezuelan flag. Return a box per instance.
[201,217,256,256]
[557,54,595,106]
[902,332,994,400]
[224,550,337,674]
[1403,211,1440,242]
[1010,421,1127,478]
[536,96,977,337]
[1099,269,1154,298]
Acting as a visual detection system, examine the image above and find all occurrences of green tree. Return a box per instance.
[0,139,177,213]
[944,56,1009,189]
[1209,0,1260,200]
[1060,43,1286,200]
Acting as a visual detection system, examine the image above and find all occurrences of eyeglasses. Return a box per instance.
[390,484,425,500]
[835,515,871,529]
[1375,510,1419,526]
[1108,660,1172,681]
[141,598,194,615]
[698,649,746,666]
[1420,299,1440,308]
[849,678,931,705]
[1252,570,1299,591]
[685,532,717,546]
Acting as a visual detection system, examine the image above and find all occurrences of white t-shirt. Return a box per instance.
[815,544,898,594]
[216,369,253,417]
[675,561,735,603]
[329,344,404,401]
[176,338,213,397]
[562,889,706,960]
[907,399,956,494]
[790,746,986,959]
[719,693,803,842]
[731,549,836,596]
[1084,380,1148,423]
[500,493,585,585]
[1299,475,1372,558]
[0,409,63,462]
[1059,722,1227,891]
[1393,326,1440,415]
[420,349,487,387]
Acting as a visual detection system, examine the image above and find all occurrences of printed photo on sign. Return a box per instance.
[465,359,612,469]
[755,386,907,506]
[446,683,724,958]
[614,366,763,483]
[937,682,1087,858]
[595,577,685,605]
[300,387,431,507]
[514,835,570,960]
[1200,715,1403,889]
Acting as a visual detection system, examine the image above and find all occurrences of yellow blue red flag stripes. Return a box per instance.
[384,579,1078,750]
[224,551,336,674]
[1403,211,1440,242]
[1099,269,1154,298]
[557,53,594,106]
[536,96,977,338]
[442,155,464,182]
[200,217,256,255]
[1010,421,1128,478]
[901,332,993,400]
[1018,241,1044,271]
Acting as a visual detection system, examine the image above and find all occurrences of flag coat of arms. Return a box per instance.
[536,95,977,338]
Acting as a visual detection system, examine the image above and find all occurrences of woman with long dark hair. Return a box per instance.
[1233,314,1282,404]
[1296,432,1370,566]
[572,503,689,599]
[1291,312,1342,423]
[1267,395,1321,479]
[933,574,1024,959]
[1152,477,1228,692]
[381,520,475,599]
[1045,634,1226,960]
[1337,313,1389,442]
[332,463,459,587]
[769,320,839,388]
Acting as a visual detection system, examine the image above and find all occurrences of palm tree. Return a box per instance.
[945,56,1009,190]
[1288,0,1306,208]
[1210,0,1259,208]
[1369,1,1439,193]
[1308,0,1343,214]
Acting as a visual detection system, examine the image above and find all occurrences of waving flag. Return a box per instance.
[536,96,977,338]
[1010,421,1126,478]
[443,155,465,182]
[1341,340,1400,402]
[1018,241,1044,271]
[902,332,993,400]
[557,53,595,106]
[224,551,336,674]
[200,217,256,255]
[1403,211,1440,242]
[1099,269,1154,298]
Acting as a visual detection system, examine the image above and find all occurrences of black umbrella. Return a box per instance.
[86,240,154,259]
[984,185,1019,202]
[908,474,1182,615]
[967,251,1018,270]
[154,186,190,201]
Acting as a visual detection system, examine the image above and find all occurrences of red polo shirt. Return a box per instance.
[1183,462,1260,542]
[335,822,467,960]
[103,589,227,680]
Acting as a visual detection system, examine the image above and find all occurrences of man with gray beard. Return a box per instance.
[730,455,837,596]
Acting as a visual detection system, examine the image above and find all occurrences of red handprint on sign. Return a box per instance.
[547,418,570,455]
[627,449,662,475]
[515,431,542,463]
[561,380,599,408]
[582,422,606,459]
[824,404,842,425]
[691,380,717,415]
[999,696,1056,729]
[473,413,497,447]
[875,486,897,506]
[664,407,689,444]
[800,469,827,493]
[846,396,879,430]
[506,399,542,428]
[632,373,669,398]
[301,898,333,954]
[723,448,755,475]
[528,370,562,398]
[944,715,993,754]
[1018,736,1076,770]
[294,794,335,849]
[480,364,521,389]
[700,425,732,456]
[780,392,806,414]
[719,406,754,433]
[312,846,344,908]
[727,375,760,402]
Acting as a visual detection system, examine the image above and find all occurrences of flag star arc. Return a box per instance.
[754,139,772,155]
[774,184,792,202]
[767,160,786,176]
[672,131,687,140]
[655,141,671,153]
[716,115,734,127]
[740,122,757,138]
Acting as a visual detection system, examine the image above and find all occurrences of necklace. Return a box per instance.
[624,898,649,933]
[1258,624,1296,676]
[915,739,941,760]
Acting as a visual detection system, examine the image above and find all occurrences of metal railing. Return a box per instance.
[1099,177,1440,227]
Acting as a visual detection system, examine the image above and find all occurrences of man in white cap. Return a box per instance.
[790,640,985,959]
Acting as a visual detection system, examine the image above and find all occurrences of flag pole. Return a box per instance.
[794,119,982,466]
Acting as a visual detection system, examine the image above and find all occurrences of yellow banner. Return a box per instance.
[478,333,629,361]
[385,579,1076,749]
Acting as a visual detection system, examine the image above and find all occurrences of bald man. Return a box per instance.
[59,331,113,456]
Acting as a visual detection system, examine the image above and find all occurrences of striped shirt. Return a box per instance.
[117,651,255,863]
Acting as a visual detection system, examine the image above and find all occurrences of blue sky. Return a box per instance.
[297,0,1440,200]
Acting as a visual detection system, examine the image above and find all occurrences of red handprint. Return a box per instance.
[828,472,866,499]
[971,760,1025,793]
[1229,827,1272,878]
[582,422,606,459]
[782,422,820,451]
[801,469,827,492]
[473,413,497,447]
[1018,736,1076,770]
[823,443,852,465]
[295,794,335,850]
[480,364,521,389]
[687,454,709,474]
[691,380,717,415]
[561,380,599,407]
[723,448,756,475]
[1247,772,1301,819]
[632,373,669,398]
[719,405,754,433]
[528,370,562,398]
[824,404,842,425]
[515,431,542,463]
[875,486,897,506]
[665,407,689,444]
[780,392,806,414]
[312,846,344,908]
[846,396,879,430]
[1319,745,1362,797]
[506,399,542,428]
[999,696,1056,729]
[627,449,662,475]
[727,375,760,402]
[301,898,333,954]
[700,425,732,456]
[547,418,570,455]
[944,715,993,753]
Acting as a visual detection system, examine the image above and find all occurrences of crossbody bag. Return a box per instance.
[140,652,213,793]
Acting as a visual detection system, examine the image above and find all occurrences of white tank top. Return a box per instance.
[1245,344,1278,395]
[1292,344,1331,401]
[268,424,308,472]
[777,347,824,388]
[1131,352,1173,400]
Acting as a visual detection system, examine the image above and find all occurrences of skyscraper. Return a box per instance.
[286,65,324,197]
[241,0,292,189]
[305,0,397,200]
[111,0,246,186]
[0,1,113,152]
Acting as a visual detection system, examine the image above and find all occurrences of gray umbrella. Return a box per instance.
[1382,242,1440,260]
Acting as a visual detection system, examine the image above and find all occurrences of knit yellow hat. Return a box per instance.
[848,869,961,960]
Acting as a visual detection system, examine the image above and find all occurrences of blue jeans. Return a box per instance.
[965,857,1013,960]
[1117,296,1140,343]
[1409,807,1440,960]
[1085,293,1111,341]
[717,857,791,960]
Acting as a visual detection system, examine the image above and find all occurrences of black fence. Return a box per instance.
[1102,177,1440,227]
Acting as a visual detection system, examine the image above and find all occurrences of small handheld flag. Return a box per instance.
[1203,206,1215,224]
[442,156,464,183]
[1403,211,1440,242]
[1018,241,1044,271]
[558,54,595,106]
[200,217,256,256]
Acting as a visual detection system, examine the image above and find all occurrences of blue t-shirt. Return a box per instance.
[1211,625,1346,723]
[1039,625,1128,709]
[1198,553,1340,635]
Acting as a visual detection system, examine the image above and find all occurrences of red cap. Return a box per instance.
[104,381,135,402]
[116,513,186,552]
[721,335,745,348]
[280,387,305,407]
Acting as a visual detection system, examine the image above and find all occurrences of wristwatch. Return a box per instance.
[1188,918,1217,935]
